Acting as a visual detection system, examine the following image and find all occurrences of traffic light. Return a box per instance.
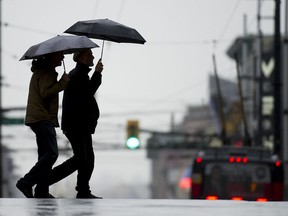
[126,120,140,149]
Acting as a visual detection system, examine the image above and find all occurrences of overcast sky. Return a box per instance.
[1,0,283,145]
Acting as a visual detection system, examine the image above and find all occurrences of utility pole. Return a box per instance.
[212,54,228,145]
[284,0,288,165]
[235,55,252,146]
[283,0,288,201]
[256,0,263,147]
[0,0,3,197]
[240,14,252,146]
[273,0,282,158]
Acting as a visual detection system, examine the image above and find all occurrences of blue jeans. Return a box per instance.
[20,121,58,194]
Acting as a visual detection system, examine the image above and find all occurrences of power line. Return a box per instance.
[3,22,231,47]
[217,0,242,41]
[2,22,57,36]
[147,39,231,46]
[100,109,184,117]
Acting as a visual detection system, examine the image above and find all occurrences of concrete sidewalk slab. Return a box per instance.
[0,198,287,216]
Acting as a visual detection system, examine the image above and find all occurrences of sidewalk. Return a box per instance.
[0,198,287,216]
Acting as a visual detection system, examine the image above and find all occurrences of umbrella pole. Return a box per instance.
[62,60,66,73]
[100,40,105,60]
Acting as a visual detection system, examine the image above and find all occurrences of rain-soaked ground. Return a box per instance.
[0,199,287,216]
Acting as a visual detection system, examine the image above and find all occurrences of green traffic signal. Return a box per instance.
[126,137,140,149]
[126,120,140,149]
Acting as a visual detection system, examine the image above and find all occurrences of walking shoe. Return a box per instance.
[16,180,33,198]
[76,193,102,199]
[34,193,55,198]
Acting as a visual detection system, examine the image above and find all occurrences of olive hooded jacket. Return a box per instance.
[25,66,68,127]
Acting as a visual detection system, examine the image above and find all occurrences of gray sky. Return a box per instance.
[2,0,280,145]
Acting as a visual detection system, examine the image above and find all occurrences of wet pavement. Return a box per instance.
[0,198,287,216]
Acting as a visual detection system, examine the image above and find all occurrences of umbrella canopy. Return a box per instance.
[64,18,146,59]
[64,19,146,44]
[20,35,99,61]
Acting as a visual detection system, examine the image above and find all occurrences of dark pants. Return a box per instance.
[49,132,95,194]
[19,121,58,194]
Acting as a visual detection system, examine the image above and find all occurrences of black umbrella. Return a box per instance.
[64,18,146,59]
[20,35,99,61]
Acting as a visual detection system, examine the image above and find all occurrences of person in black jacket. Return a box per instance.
[47,48,103,198]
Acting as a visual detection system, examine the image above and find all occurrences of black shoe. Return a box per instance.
[34,193,55,198]
[16,180,33,198]
[76,193,102,199]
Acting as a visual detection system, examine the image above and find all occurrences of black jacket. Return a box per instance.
[61,63,102,134]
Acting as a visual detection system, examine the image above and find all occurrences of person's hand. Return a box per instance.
[95,59,103,73]
[61,72,70,82]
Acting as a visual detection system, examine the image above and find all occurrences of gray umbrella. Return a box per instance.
[20,35,99,61]
[64,18,146,58]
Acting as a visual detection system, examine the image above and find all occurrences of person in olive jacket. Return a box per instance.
[48,48,104,198]
[16,52,69,198]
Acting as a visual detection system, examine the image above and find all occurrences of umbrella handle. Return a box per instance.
[100,40,105,60]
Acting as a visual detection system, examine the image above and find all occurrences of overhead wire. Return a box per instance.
[146,39,230,46]
[91,0,100,18]
[217,0,242,42]
[212,0,242,55]
[117,0,126,21]
[3,22,56,36]
[211,0,243,80]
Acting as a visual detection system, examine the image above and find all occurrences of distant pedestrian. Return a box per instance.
[48,48,103,198]
[16,52,69,198]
